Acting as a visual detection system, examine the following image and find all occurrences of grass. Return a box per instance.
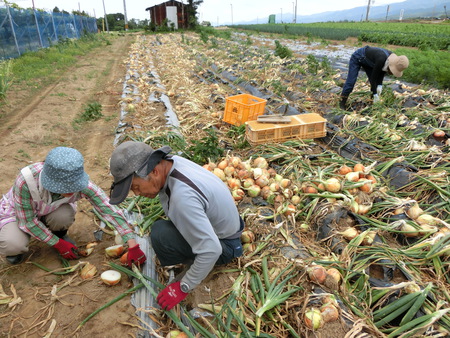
[7,33,113,96]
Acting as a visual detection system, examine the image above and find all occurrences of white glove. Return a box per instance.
[373,94,380,103]
[377,85,382,96]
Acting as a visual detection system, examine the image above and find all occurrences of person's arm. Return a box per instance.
[13,176,59,245]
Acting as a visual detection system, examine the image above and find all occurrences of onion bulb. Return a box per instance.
[105,244,125,258]
[415,214,440,226]
[231,188,245,201]
[304,308,323,330]
[252,167,263,179]
[252,157,268,169]
[260,186,272,200]
[405,202,424,220]
[433,130,446,138]
[340,227,359,241]
[120,252,128,265]
[307,265,327,284]
[291,195,301,205]
[338,165,352,175]
[345,171,360,182]
[400,221,419,237]
[242,178,255,189]
[227,178,241,190]
[354,163,365,173]
[247,185,261,197]
[213,168,226,181]
[280,178,291,189]
[326,268,341,285]
[255,175,270,187]
[80,262,97,279]
[223,166,235,177]
[241,230,255,243]
[101,270,122,286]
[320,304,339,323]
[324,178,341,193]
[166,331,188,338]
[229,156,242,168]
[217,159,228,170]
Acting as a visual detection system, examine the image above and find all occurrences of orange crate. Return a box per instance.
[223,94,267,126]
[245,113,327,145]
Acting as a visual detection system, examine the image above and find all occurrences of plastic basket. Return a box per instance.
[223,94,267,126]
[245,113,327,145]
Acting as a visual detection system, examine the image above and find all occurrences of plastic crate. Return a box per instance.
[223,94,267,126]
[245,113,327,145]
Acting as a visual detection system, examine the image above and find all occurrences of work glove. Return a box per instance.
[373,94,381,103]
[157,281,188,311]
[377,85,383,96]
[127,244,146,267]
[53,238,79,260]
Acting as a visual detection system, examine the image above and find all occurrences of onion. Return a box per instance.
[217,159,228,170]
[324,178,341,193]
[231,188,245,201]
[365,174,377,184]
[213,168,226,181]
[357,203,372,215]
[223,166,235,177]
[291,195,301,205]
[338,165,352,175]
[227,178,241,190]
[418,223,437,236]
[345,171,360,182]
[404,282,421,294]
[252,157,268,169]
[229,156,242,168]
[120,252,128,265]
[282,188,293,199]
[202,164,212,171]
[362,230,377,245]
[358,179,373,193]
[237,169,251,180]
[307,265,327,284]
[299,223,309,232]
[269,182,280,192]
[252,167,263,179]
[416,214,440,226]
[280,178,291,189]
[260,186,272,200]
[284,204,296,216]
[354,163,365,173]
[405,202,424,220]
[326,268,341,285]
[433,130,446,138]
[340,227,359,241]
[274,174,283,182]
[303,186,318,194]
[304,308,323,330]
[247,185,261,197]
[101,270,122,286]
[255,175,270,187]
[105,244,125,258]
[400,221,419,237]
[242,178,255,189]
[241,230,255,243]
[166,330,188,338]
[320,304,339,323]
[80,262,97,279]
[267,167,277,177]
[243,242,256,253]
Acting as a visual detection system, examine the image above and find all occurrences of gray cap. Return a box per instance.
[109,141,171,205]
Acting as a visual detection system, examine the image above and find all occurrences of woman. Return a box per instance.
[340,46,409,109]
[0,146,146,266]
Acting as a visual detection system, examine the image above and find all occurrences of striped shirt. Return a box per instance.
[0,162,134,246]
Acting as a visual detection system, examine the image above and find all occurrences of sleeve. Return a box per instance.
[13,178,59,245]
[81,181,135,243]
[168,194,221,290]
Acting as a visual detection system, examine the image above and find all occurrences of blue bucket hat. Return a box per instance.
[41,147,89,194]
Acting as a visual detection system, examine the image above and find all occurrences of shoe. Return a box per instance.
[339,96,348,110]
[6,254,24,265]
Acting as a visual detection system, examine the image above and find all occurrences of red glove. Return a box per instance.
[53,239,79,260]
[157,281,188,311]
[127,244,146,267]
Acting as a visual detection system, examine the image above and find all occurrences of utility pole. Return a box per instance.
[294,0,297,23]
[365,0,371,21]
[280,8,282,23]
[123,0,128,30]
[385,5,390,21]
[102,0,109,32]
[230,4,233,25]
[292,2,294,23]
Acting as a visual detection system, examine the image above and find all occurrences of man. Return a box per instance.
[340,46,409,109]
[0,147,146,267]
[109,141,243,311]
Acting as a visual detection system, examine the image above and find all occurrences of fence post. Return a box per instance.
[33,9,43,47]
[51,11,58,41]
[6,4,20,57]
[72,14,79,38]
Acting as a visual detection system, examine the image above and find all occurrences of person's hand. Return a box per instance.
[373,94,380,103]
[53,238,79,259]
[157,281,188,310]
[127,244,146,267]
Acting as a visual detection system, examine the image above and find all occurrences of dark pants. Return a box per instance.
[150,219,243,266]
[341,46,374,97]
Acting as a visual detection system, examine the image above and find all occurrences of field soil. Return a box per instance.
[0,34,151,337]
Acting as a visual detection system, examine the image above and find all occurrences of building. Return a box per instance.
[145,1,189,29]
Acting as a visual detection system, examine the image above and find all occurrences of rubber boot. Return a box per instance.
[6,254,24,265]
[339,96,348,110]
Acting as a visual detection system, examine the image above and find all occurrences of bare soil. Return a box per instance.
[0,34,146,338]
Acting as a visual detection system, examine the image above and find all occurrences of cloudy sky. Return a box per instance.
[9,0,406,24]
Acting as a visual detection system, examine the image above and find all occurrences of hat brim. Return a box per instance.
[389,66,403,77]
[41,171,89,194]
[109,174,133,205]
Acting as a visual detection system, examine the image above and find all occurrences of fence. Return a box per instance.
[0,5,98,60]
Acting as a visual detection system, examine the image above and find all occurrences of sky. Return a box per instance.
[7,0,406,24]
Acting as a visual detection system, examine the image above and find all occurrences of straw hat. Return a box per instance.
[387,54,409,77]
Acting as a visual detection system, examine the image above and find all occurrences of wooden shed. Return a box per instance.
[145,1,189,29]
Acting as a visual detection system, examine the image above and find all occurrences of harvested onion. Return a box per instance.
[307,265,327,284]
[80,262,97,279]
[320,304,339,323]
[101,270,122,286]
[304,308,323,330]
[324,178,341,193]
[105,244,125,258]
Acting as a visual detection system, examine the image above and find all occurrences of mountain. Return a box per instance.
[234,0,450,25]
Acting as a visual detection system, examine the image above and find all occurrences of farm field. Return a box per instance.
[1,27,450,337]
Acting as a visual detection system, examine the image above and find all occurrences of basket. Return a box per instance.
[245,113,327,145]
[223,94,267,126]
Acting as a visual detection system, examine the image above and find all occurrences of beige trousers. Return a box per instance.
[0,204,75,256]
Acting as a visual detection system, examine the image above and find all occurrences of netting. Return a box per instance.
[0,6,97,59]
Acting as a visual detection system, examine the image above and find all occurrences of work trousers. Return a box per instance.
[0,204,75,256]
[341,46,375,97]
[150,218,243,267]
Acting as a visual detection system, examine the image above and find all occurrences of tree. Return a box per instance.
[186,0,204,29]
